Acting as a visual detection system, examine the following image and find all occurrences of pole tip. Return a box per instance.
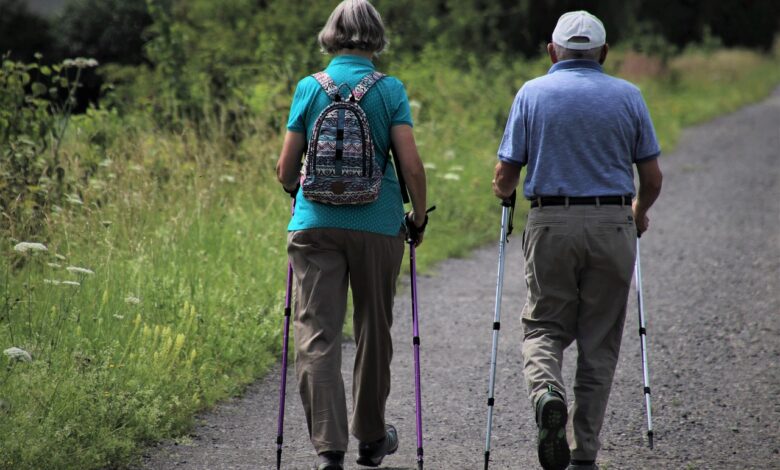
[276,448,282,469]
[484,451,491,470]
[648,431,654,449]
[418,461,424,470]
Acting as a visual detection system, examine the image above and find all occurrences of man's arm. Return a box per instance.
[633,158,663,235]
[276,131,306,192]
[493,160,522,200]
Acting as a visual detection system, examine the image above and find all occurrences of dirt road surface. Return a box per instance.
[137,88,780,469]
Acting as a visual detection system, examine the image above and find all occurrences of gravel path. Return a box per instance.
[137,88,780,470]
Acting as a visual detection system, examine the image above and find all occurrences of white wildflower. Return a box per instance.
[113,314,125,320]
[13,242,48,253]
[47,263,61,268]
[62,281,81,287]
[63,57,99,69]
[3,347,32,362]
[448,165,464,172]
[444,149,456,160]
[43,279,62,285]
[441,173,461,181]
[66,194,83,205]
[54,254,67,261]
[219,175,236,183]
[125,296,141,305]
[67,266,94,276]
[423,163,437,170]
[409,99,422,110]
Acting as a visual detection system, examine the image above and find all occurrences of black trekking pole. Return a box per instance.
[484,191,516,470]
[635,236,654,449]
[276,196,295,470]
[405,206,435,470]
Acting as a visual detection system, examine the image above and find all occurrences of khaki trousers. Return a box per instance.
[520,205,637,461]
[287,228,405,454]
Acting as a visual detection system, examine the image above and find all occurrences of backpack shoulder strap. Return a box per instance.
[352,72,386,102]
[390,144,410,204]
[312,71,339,100]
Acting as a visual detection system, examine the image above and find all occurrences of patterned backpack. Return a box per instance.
[301,71,386,205]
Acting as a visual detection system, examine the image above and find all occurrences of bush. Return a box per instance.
[0,55,97,239]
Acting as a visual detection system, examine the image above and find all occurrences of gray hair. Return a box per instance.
[318,0,389,55]
[553,43,602,61]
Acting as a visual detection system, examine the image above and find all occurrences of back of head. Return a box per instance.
[318,0,388,55]
[552,10,606,61]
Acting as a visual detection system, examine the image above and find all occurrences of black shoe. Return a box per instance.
[536,390,570,470]
[356,424,399,467]
[316,451,344,470]
[568,460,599,469]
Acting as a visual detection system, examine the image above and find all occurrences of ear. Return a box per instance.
[599,43,609,65]
[547,43,558,64]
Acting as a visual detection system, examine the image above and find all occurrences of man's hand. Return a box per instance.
[632,200,649,235]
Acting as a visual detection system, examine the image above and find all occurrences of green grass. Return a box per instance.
[1,46,779,469]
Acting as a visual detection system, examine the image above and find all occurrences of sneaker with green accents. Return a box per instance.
[536,389,570,470]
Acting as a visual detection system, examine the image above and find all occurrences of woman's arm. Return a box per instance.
[391,124,427,225]
[276,131,306,192]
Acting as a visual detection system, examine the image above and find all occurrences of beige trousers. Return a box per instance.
[287,228,405,454]
[521,205,637,461]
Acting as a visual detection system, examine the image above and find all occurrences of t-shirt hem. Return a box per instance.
[635,151,661,163]
[287,224,403,237]
[498,156,525,167]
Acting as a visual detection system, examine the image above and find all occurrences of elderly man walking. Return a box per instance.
[492,11,663,470]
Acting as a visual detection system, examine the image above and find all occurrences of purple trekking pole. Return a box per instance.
[405,206,435,470]
[276,197,295,470]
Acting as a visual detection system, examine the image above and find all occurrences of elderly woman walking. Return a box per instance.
[275,1,428,469]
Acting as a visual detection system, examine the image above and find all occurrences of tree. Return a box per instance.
[0,0,54,61]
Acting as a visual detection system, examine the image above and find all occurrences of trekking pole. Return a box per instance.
[484,191,516,470]
[635,236,654,449]
[406,206,435,470]
[276,197,295,470]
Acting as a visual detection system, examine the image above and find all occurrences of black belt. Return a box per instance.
[529,195,632,208]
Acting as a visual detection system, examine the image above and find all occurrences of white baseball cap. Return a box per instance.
[552,11,606,50]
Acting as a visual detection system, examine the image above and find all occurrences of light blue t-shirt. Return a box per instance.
[497,59,661,199]
[286,55,413,235]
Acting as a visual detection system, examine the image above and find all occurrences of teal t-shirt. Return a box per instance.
[286,55,413,236]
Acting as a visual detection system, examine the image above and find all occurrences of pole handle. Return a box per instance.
[500,191,516,237]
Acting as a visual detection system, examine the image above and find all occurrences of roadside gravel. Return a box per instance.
[137,87,780,470]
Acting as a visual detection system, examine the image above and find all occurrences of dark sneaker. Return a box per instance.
[356,424,399,467]
[536,390,570,470]
[316,451,344,470]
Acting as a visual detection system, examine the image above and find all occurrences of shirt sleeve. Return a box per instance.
[497,89,527,166]
[391,80,414,127]
[286,78,310,133]
[633,92,661,162]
